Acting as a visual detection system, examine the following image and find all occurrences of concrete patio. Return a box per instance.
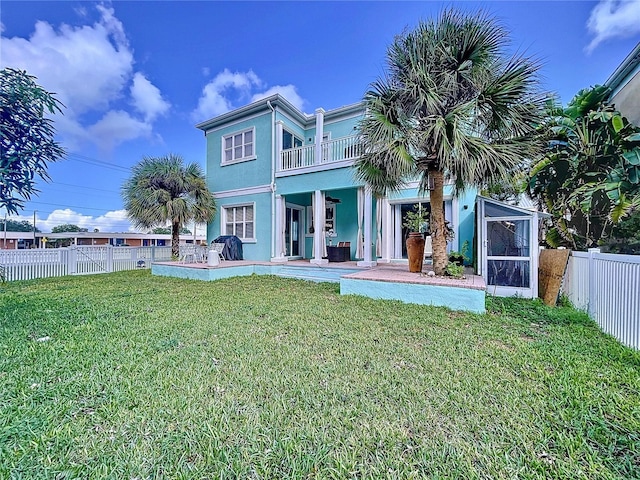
[152,259,486,313]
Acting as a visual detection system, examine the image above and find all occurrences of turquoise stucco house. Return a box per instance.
[196,94,545,298]
[195,94,475,267]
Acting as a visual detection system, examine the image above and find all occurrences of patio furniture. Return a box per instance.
[213,235,243,260]
[328,241,350,262]
[424,235,433,263]
[180,245,205,263]
[210,243,226,262]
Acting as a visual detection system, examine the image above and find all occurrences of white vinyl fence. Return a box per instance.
[0,245,175,282]
[562,248,640,350]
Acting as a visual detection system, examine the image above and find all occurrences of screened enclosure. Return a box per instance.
[477,196,548,298]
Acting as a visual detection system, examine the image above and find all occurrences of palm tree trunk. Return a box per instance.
[171,221,180,259]
[429,169,448,276]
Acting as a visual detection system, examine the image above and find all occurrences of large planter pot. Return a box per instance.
[406,232,425,273]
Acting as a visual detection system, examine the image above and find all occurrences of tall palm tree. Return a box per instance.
[122,154,216,258]
[356,9,547,275]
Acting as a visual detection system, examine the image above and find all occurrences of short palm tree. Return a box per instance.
[356,9,547,275]
[122,154,216,259]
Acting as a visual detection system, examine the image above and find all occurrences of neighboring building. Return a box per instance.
[196,94,476,268]
[0,231,37,250]
[0,231,205,249]
[606,42,640,126]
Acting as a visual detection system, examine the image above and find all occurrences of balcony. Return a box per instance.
[278,135,361,174]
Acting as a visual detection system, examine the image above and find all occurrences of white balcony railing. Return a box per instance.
[281,144,315,170]
[279,135,361,172]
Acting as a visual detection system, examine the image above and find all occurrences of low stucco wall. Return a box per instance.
[340,277,485,313]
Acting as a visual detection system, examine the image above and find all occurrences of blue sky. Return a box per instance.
[2,1,640,233]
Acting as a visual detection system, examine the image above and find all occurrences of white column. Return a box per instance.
[314,108,325,166]
[271,195,288,263]
[445,199,455,252]
[310,189,328,265]
[358,188,377,267]
[275,120,284,171]
[379,197,392,263]
[394,204,402,259]
[531,214,539,298]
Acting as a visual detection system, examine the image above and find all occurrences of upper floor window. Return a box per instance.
[283,129,303,150]
[222,128,255,165]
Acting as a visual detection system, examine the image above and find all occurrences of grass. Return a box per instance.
[1,270,638,479]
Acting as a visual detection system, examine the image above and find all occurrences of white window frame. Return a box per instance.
[306,203,336,237]
[282,129,303,150]
[221,127,256,166]
[222,203,256,242]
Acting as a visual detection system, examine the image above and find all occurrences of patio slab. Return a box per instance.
[340,264,485,313]
[151,260,486,313]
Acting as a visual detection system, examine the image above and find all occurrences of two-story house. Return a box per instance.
[196,94,475,264]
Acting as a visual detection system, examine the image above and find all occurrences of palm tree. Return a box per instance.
[356,9,547,275]
[122,154,216,259]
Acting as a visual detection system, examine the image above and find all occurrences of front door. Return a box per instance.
[285,206,304,258]
[483,217,533,297]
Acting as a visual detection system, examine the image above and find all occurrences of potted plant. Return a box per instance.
[404,205,429,273]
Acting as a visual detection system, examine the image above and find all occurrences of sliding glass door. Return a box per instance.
[285,206,304,258]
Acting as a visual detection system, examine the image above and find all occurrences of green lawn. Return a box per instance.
[1,270,638,479]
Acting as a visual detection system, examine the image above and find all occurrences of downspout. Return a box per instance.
[267,100,276,258]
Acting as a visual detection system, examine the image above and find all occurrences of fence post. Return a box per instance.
[151,245,156,263]
[587,248,600,318]
[107,245,114,273]
[67,246,77,275]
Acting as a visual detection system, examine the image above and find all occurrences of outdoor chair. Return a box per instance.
[423,235,433,263]
[180,245,199,263]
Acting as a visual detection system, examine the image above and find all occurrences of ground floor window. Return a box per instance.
[306,203,336,236]
[223,204,255,241]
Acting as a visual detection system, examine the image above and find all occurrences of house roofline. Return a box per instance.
[605,41,640,92]
[37,232,205,240]
[476,194,551,218]
[194,93,364,132]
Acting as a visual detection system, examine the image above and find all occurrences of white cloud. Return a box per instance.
[13,210,207,234]
[192,69,262,121]
[0,6,168,151]
[130,72,171,122]
[192,69,306,122]
[252,85,305,111]
[586,0,640,52]
[17,209,135,233]
[87,110,154,151]
[1,10,132,114]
